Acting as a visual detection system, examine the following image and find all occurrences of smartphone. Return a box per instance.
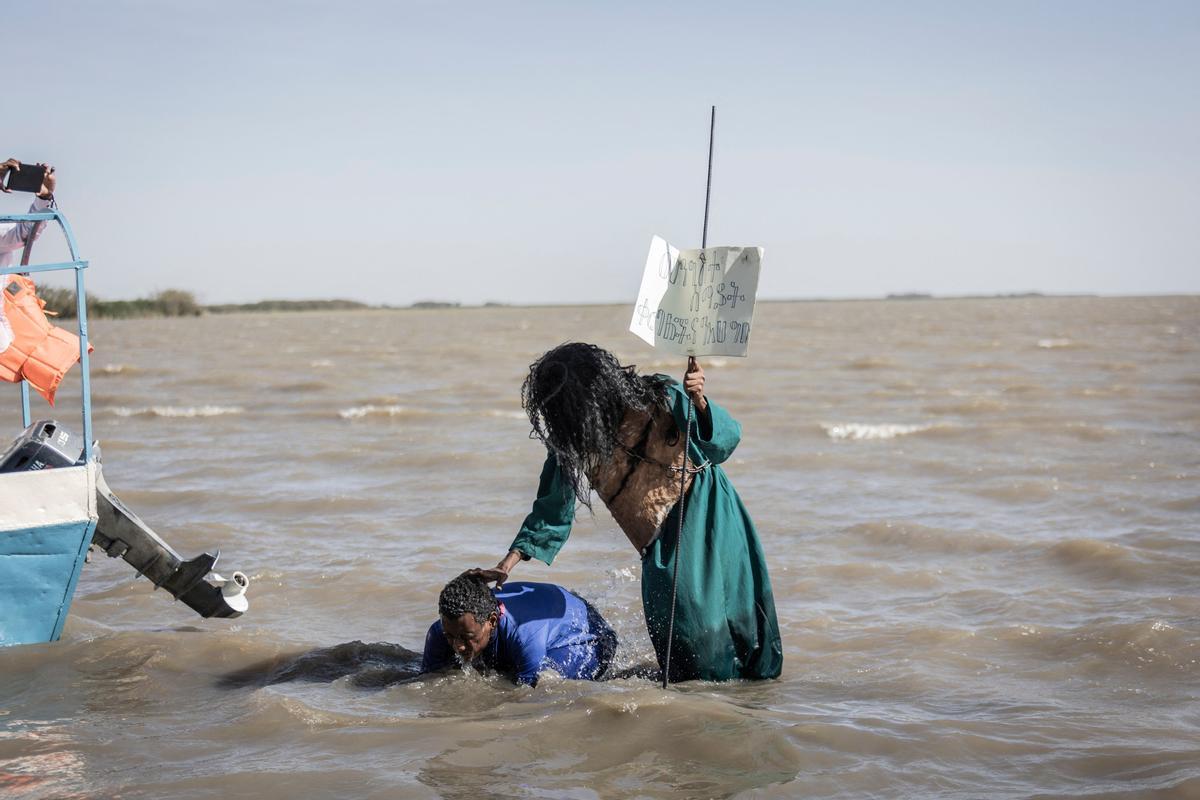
[3,163,47,193]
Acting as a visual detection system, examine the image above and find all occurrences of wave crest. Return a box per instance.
[821,422,939,441]
[1000,618,1197,675]
[108,405,244,418]
[96,363,141,376]
[339,404,411,420]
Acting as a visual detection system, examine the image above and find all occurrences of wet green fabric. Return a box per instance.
[510,380,783,681]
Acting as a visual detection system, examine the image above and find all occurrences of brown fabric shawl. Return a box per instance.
[586,404,695,553]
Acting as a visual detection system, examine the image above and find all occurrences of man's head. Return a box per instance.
[438,573,500,663]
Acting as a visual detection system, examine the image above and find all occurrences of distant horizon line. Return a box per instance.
[244,290,1196,310]
[393,291,1084,309]
[67,290,1198,320]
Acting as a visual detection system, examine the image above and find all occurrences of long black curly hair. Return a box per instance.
[521,342,671,509]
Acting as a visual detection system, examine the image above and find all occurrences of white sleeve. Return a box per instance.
[0,197,53,255]
[0,308,12,353]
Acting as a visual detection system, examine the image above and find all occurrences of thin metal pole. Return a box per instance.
[18,221,44,430]
[52,210,94,462]
[75,264,92,462]
[701,105,715,249]
[662,106,716,689]
[661,369,694,689]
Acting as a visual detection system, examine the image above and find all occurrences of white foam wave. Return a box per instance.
[822,422,938,441]
[609,566,637,583]
[486,410,527,420]
[339,404,408,420]
[110,405,245,418]
[310,359,335,368]
[1037,338,1073,349]
[99,363,134,375]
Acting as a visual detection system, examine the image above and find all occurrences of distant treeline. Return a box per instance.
[39,288,203,319]
[36,288,371,319]
[205,299,369,313]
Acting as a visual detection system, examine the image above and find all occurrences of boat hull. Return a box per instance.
[0,464,97,646]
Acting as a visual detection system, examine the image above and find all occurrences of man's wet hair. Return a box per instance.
[439,573,499,622]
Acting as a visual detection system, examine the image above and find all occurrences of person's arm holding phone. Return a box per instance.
[0,160,58,258]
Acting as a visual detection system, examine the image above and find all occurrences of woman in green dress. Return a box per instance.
[478,343,782,681]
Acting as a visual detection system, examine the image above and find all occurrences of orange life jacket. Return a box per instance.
[0,273,91,405]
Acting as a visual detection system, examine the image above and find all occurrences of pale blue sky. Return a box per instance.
[5,1,1197,304]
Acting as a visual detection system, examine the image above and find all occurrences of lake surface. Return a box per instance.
[1,297,1198,799]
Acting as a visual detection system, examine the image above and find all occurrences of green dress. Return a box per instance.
[510,380,783,681]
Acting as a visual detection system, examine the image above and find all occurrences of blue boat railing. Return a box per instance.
[0,210,93,463]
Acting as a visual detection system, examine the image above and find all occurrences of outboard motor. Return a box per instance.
[0,419,249,618]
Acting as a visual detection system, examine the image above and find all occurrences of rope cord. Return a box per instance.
[617,445,710,475]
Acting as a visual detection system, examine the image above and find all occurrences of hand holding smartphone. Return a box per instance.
[2,161,49,194]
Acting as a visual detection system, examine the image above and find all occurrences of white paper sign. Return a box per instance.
[629,236,762,357]
[629,235,679,346]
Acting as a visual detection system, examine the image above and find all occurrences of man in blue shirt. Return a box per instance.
[421,573,617,686]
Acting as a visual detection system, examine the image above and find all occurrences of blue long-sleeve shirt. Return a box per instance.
[421,582,614,686]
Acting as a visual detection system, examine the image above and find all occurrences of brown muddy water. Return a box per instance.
[1,297,1198,799]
